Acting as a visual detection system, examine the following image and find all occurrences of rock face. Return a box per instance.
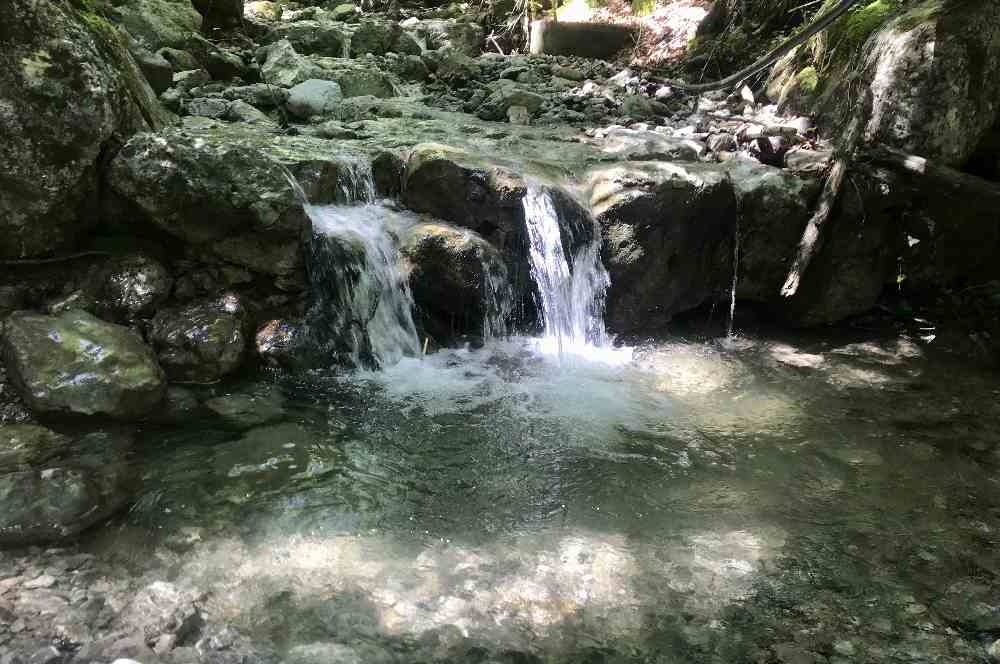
[0,0,167,258]
[109,128,312,283]
[113,0,203,52]
[589,161,738,333]
[0,310,166,419]
[401,222,509,341]
[150,294,250,383]
[0,425,135,546]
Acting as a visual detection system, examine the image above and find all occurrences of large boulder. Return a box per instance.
[149,294,250,383]
[768,0,1000,166]
[0,310,166,419]
[0,0,169,259]
[0,425,135,546]
[348,18,403,57]
[401,222,511,342]
[588,161,738,333]
[287,79,344,119]
[416,20,484,56]
[260,39,327,87]
[314,59,398,98]
[108,127,313,282]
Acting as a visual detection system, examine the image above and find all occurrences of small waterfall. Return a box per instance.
[481,253,514,340]
[727,220,740,339]
[522,183,610,354]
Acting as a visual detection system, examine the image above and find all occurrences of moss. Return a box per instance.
[832,0,901,48]
[895,0,943,32]
[796,66,819,93]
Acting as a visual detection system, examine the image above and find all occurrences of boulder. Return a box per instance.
[476,83,546,121]
[0,0,169,259]
[260,39,327,87]
[720,159,819,302]
[108,127,312,281]
[86,254,174,323]
[588,161,738,333]
[158,46,201,72]
[349,18,402,57]
[204,385,286,429]
[130,45,175,95]
[266,20,350,57]
[226,99,278,125]
[416,20,483,56]
[1,310,166,419]
[0,426,135,546]
[113,0,203,52]
[223,83,290,108]
[245,1,283,22]
[191,0,243,30]
[187,97,231,119]
[149,294,250,383]
[315,59,398,98]
[287,79,344,119]
[401,222,510,341]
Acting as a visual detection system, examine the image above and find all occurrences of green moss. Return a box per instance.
[796,66,819,93]
[838,0,900,47]
[895,0,943,32]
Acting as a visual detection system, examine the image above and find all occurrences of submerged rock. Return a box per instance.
[0,426,134,546]
[1,310,166,419]
[204,385,286,429]
[150,294,250,383]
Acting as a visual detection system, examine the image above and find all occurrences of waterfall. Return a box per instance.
[727,220,739,339]
[522,183,610,355]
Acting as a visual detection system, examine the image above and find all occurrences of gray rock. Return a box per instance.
[223,83,290,108]
[551,64,585,81]
[266,20,349,58]
[1,310,166,419]
[600,126,705,161]
[349,18,402,57]
[255,319,302,369]
[226,99,277,125]
[707,132,738,153]
[150,294,250,383]
[287,79,344,119]
[0,0,168,259]
[89,254,174,322]
[113,0,203,52]
[131,46,175,95]
[621,94,669,119]
[315,59,397,98]
[261,39,326,87]
[173,68,212,94]
[286,642,362,664]
[476,84,545,121]
[121,581,202,644]
[158,47,200,72]
[187,97,231,119]
[204,47,245,81]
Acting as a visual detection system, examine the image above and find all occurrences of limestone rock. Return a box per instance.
[0,0,168,258]
[1,310,166,419]
[150,294,250,383]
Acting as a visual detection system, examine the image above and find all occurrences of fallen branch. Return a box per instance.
[780,112,863,298]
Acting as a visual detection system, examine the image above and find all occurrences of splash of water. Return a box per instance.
[522,183,611,356]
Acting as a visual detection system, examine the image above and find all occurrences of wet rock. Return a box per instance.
[287,79,344,119]
[0,367,33,426]
[1,310,166,419]
[204,385,286,429]
[150,294,250,383]
[191,0,242,30]
[621,94,669,120]
[402,144,526,239]
[349,18,403,57]
[108,126,312,281]
[0,427,134,546]
[0,0,169,259]
[204,47,246,81]
[255,319,302,369]
[720,158,818,302]
[551,64,585,81]
[588,161,738,333]
[934,580,1000,632]
[401,222,509,341]
[416,20,484,56]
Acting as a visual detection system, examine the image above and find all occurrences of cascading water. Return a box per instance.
[522,183,611,355]
[727,219,740,339]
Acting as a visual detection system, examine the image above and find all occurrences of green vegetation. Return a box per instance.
[796,66,819,93]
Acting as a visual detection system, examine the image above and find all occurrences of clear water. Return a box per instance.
[91,330,1000,663]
